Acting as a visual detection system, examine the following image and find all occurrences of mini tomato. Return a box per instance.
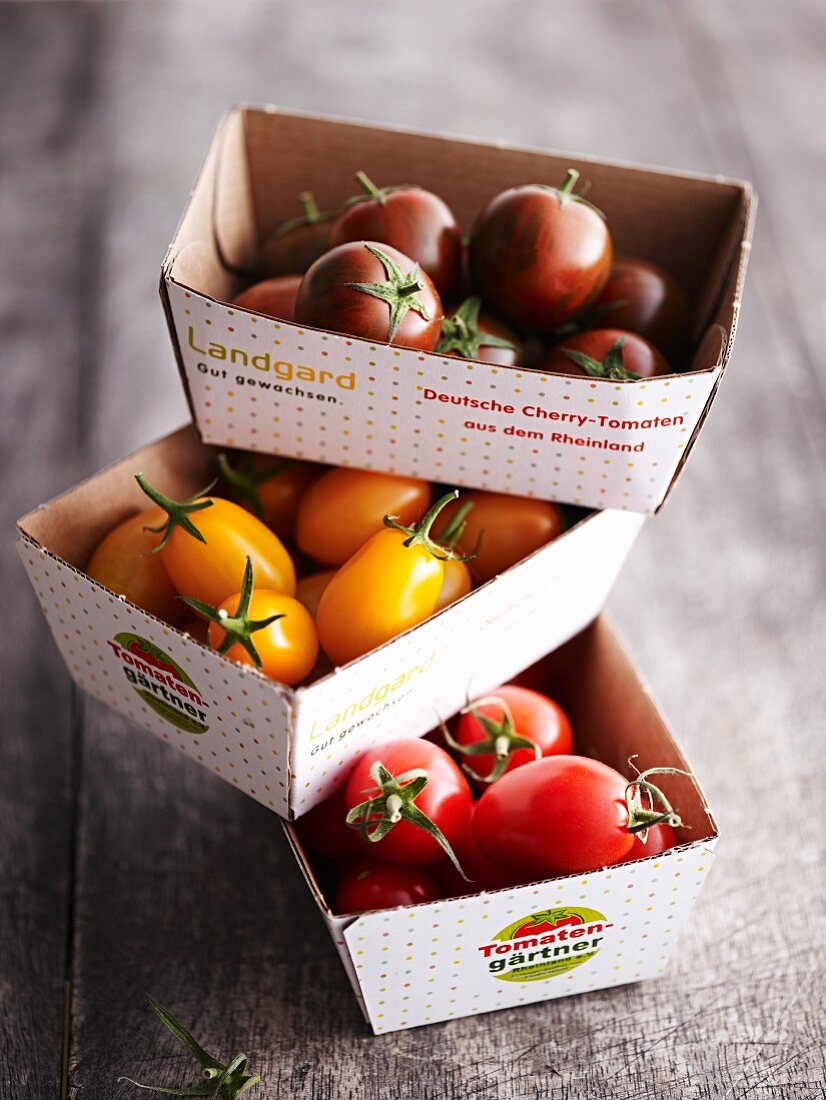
[335,860,442,914]
[295,468,431,567]
[295,241,443,350]
[594,257,690,359]
[470,170,613,332]
[434,804,522,897]
[216,452,321,540]
[474,758,689,879]
[436,296,520,366]
[432,497,474,611]
[446,684,573,786]
[257,191,334,277]
[542,329,669,380]
[316,491,473,666]
[295,569,336,621]
[135,473,296,605]
[86,507,183,624]
[330,171,462,296]
[295,786,363,861]
[181,558,317,685]
[232,275,302,322]
[433,490,564,585]
[620,821,678,863]
[344,738,472,874]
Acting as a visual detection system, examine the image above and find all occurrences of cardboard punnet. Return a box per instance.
[16,425,644,819]
[285,617,718,1034]
[161,105,754,515]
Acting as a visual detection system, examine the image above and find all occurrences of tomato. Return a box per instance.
[316,491,470,666]
[473,757,686,878]
[345,738,472,869]
[86,507,184,624]
[232,275,301,322]
[135,474,296,605]
[435,559,473,611]
[181,559,316,684]
[436,297,520,365]
[433,491,564,585]
[296,787,363,861]
[594,257,689,358]
[257,191,334,277]
[335,860,442,914]
[295,241,443,350]
[330,171,462,296]
[295,569,336,620]
[470,170,613,331]
[295,468,431,567]
[511,910,583,939]
[448,684,573,785]
[542,329,669,380]
[620,821,678,863]
[434,805,521,896]
[217,452,320,539]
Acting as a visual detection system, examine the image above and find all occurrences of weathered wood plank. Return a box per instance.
[0,3,105,1096]
[1,0,821,1097]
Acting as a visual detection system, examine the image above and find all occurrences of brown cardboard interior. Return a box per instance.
[167,106,753,383]
[288,615,717,918]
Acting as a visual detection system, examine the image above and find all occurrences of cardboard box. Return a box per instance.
[17,425,644,819]
[285,616,718,1034]
[161,105,754,514]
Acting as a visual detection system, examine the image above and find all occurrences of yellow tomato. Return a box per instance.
[435,559,473,611]
[217,453,322,540]
[207,590,318,685]
[295,468,431,566]
[86,507,183,623]
[295,570,336,621]
[316,492,465,666]
[136,474,296,605]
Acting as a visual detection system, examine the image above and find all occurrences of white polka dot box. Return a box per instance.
[283,617,719,1034]
[161,106,754,515]
[16,424,644,821]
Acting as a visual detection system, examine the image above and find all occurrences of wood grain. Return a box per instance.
[1,1,824,1098]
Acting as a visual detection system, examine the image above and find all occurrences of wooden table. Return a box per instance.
[2,1,824,1096]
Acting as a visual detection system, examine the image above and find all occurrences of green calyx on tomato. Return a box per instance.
[179,557,283,670]
[435,499,474,552]
[216,453,295,520]
[135,472,218,552]
[345,170,415,208]
[562,336,638,381]
[117,994,260,1100]
[552,298,626,341]
[538,168,606,218]
[624,765,690,838]
[436,297,517,360]
[442,695,541,784]
[344,243,433,341]
[384,490,478,562]
[345,760,469,880]
[272,190,333,236]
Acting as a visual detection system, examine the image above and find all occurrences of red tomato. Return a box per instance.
[432,491,564,585]
[345,739,472,868]
[595,257,689,358]
[474,756,640,877]
[470,170,613,331]
[436,297,521,365]
[232,275,302,322]
[295,241,443,350]
[257,191,334,277]
[296,787,363,861]
[330,171,462,296]
[450,685,573,786]
[434,805,522,896]
[620,821,678,863]
[335,860,442,914]
[542,328,669,379]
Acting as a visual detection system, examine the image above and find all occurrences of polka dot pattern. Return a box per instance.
[337,842,717,1034]
[168,282,721,513]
